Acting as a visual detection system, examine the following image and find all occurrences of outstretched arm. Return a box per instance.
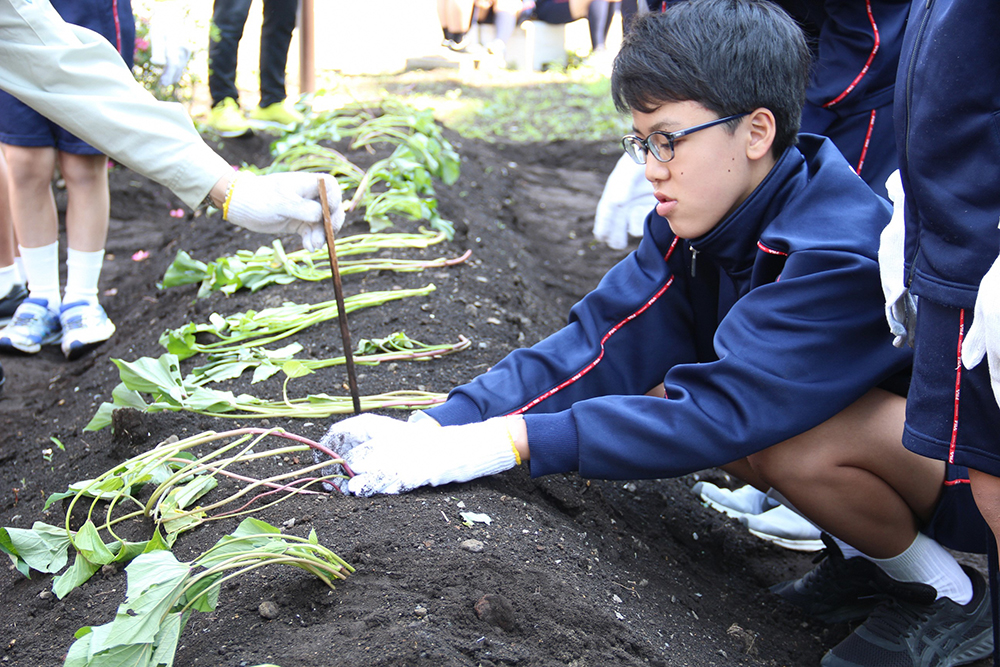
[0,0,344,248]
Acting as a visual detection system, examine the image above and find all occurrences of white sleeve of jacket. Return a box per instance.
[0,0,231,209]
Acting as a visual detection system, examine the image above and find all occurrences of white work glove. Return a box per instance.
[316,414,519,497]
[962,248,1000,406]
[312,414,419,492]
[593,154,656,250]
[148,5,193,87]
[878,170,918,348]
[224,172,344,251]
[158,44,191,87]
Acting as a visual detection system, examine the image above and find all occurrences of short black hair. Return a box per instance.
[611,0,811,155]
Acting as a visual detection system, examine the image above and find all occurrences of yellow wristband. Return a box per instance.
[506,421,522,466]
[222,172,241,221]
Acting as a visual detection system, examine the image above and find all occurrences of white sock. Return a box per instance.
[19,242,60,311]
[14,256,25,283]
[64,248,105,306]
[0,264,22,297]
[871,532,973,604]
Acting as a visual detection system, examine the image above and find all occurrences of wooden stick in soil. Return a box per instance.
[318,180,362,414]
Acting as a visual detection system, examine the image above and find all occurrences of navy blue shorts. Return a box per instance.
[0,0,134,154]
[903,298,996,554]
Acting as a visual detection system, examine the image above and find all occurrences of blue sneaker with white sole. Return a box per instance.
[0,297,61,353]
[59,301,115,360]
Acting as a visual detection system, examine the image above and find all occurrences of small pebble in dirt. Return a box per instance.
[258,601,280,619]
[37,590,52,600]
[414,605,428,618]
[282,518,296,529]
[101,564,117,577]
[461,539,484,553]
[474,594,515,631]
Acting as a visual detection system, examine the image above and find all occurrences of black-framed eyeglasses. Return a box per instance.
[621,112,750,165]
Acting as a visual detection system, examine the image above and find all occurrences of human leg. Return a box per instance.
[749,387,943,559]
[0,150,27,324]
[258,0,297,108]
[208,0,253,107]
[489,0,522,56]
[749,387,992,665]
[438,0,477,39]
[0,145,61,353]
[3,145,59,308]
[58,151,108,298]
[56,150,115,358]
[586,0,611,51]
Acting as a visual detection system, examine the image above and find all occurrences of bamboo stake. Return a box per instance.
[318,181,362,414]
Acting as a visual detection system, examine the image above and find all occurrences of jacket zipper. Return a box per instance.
[690,245,699,277]
[901,0,934,288]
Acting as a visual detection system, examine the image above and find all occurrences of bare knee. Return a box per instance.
[58,153,108,192]
[747,439,832,492]
[3,145,55,191]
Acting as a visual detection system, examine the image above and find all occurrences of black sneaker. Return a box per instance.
[821,565,993,667]
[0,283,28,326]
[771,533,887,623]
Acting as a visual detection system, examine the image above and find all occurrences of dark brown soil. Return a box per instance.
[0,128,924,667]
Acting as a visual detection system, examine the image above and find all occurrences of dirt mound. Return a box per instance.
[1,130,855,667]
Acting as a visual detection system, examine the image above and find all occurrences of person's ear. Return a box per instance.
[745,108,776,161]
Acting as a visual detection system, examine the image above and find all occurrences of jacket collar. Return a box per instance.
[688,144,806,277]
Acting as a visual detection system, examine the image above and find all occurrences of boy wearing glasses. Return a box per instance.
[319,1,992,663]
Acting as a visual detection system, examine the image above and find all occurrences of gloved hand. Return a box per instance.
[962,251,1000,406]
[593,153,656,250]
[159,44,191,87]
[878,170,918,348]
[225,172,344,251]
[317,415,520,497]
[148,4,193,87]
[313,414,423,492]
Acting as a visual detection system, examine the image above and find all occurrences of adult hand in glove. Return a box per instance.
[218,172,345,251]
[159,43,191,87]
[593,153,656,250]
[963,251,1000,406]
[317,415,523,497]
[878,170,917,348]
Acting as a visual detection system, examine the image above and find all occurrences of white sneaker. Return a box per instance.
[691,481,775,518]
[692,481,823,552]
[59,301,115,360]
[740,505,823,552]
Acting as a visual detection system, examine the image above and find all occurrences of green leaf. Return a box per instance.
[178,572,222,613]
[85,403,115,432]
[161,250,208,288]
[149,610,187,666]
[52,552,101,599]
[280,360,313,380]
[0,521,70,575]
[171,476,218,510]
[250,362,282,384]
[62,627,94,667]
[114,356,186,404]
[74,521,116,565]
[107,551,190,646]
[112,539,152,564]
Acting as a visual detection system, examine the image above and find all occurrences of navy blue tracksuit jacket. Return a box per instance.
[425,135,912,480]
[896,0,1000,308]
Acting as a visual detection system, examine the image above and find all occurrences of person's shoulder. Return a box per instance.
[763,135,890,256]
